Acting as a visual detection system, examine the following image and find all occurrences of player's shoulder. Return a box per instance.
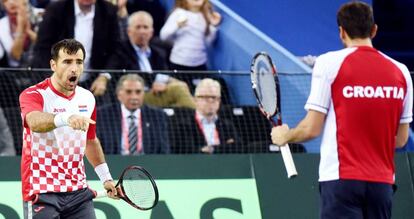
[20,79,49,97]
[378,52,410,74]
[317,48,356,63]
[75,86,95,100]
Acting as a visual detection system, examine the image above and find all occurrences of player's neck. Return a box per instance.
[50,75,74,97]
[345,38,373,48]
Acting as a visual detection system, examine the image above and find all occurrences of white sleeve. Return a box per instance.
[400,65,413,124]
[304,55,333,114]
[304,49,354,114]
[160,9,181,41]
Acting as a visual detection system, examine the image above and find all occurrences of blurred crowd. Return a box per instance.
[0,0,300,156]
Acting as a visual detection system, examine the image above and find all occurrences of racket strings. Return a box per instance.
[252,57,278,114]
[122,169,156,209]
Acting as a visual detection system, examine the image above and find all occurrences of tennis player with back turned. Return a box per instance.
[271,1,413,219]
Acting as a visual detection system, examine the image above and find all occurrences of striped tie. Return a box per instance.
[128,115,138,154]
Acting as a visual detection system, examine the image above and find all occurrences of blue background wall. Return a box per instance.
[219,0,372,56]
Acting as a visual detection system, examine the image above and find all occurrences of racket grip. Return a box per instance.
[95,190,108,199]
[280,144,298,178]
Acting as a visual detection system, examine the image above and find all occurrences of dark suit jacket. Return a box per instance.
[105,39,169,84]
[97,103,170,154]
[171,110,242,154]
[31,0,120,69]
[105,40,169,70]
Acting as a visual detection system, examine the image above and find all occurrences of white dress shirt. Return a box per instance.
[74,0,95,70]
[131,43,152,72]
[0,16,19,67]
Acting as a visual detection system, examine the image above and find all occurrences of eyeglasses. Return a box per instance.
[124,89,143,95]
[195,95,221,101]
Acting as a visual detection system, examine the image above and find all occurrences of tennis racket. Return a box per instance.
[250,52,298,178]
[95,165,159,210]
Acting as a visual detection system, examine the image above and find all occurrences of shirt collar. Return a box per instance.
[196,111,218,124]
[121,104,140,118]
[74,0,95,17]
[131,43,151,57]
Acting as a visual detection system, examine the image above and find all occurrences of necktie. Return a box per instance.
[128,115,138,154]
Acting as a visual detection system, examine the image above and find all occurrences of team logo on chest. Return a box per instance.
[78,105,88,112]
[53,108,66,113]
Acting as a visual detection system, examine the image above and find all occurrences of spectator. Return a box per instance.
[0,107,15,156]
[172,78,241,154]
[31,0,123,96]
[0,0,37,67]
[107,11,195,108]
[160,0,221,71]
[97,74,170,154]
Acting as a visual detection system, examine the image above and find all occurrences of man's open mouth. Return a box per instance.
[69,76,77,82]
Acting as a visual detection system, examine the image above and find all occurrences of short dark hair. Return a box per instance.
[337,1,375,39]
[51,39,86,61]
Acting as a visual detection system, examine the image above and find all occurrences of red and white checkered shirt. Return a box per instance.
[19,78,97,201]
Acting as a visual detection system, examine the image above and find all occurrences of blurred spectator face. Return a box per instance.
[186,0,204,10]
[77,0,96,8]
[117,79,145,111]
[3,0,23,15]
[128,12,154,48]
[50,49,85,92]
[195,83,221,117]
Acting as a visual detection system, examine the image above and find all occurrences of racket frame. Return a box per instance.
[95,165,159,211]
[250,52,298,178]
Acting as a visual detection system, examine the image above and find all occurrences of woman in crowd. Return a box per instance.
[160,0,221,71]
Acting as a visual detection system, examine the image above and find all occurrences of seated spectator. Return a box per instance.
[97,74,170,154]
[107,11,195,108]
[0,107,15,156]
[160,0,221,71]
[172,78,241,154]
[0,0,37,67]
[31,0,122,96]
[107,11,168,72]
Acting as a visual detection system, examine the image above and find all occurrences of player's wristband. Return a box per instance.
[53,113,72,128]
[95,163,113,184]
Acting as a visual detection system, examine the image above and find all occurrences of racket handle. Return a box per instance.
[280,144,298,178]
[95,190,108,199]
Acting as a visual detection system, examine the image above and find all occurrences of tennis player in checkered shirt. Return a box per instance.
[19,39,119,219]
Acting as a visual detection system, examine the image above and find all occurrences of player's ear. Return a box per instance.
[370,24,378,39]
[50,59,56,72]
[339,26,345,40]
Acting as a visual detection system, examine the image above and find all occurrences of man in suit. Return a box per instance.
[107,10,195,109]
[31,0,122,96]
[172,78,241,154]
[107,11,168,72]
[97,74,170,154]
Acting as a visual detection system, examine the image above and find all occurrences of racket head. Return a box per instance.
[118,166,159,210]
[250,52,282,125]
